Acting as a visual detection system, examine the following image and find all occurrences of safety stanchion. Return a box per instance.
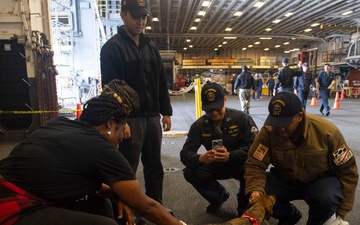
[194,78,202,119]
[76,104,82,118]
[332,92,340,109]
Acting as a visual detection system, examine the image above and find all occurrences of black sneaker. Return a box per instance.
[319,110,324,115]
[206,191,230,213]
[326,111,330,116]
[277,205,302,225]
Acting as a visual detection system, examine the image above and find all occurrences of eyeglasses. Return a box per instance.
[205,108,223,114]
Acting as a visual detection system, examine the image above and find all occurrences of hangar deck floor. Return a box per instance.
[1,93,359,224]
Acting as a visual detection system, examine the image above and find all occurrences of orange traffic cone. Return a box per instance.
[310,94,317,106]
[332,92,340,109]
[76,103,82,118]
[340,88,345,100]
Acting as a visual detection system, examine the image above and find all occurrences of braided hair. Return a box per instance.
[79,94,127,126]
[102,79,139,114]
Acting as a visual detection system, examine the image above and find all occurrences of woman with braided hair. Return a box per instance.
[0,86,185,225]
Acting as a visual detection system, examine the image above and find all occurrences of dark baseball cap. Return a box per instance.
[282,57,289,63]
[201,82,225,111]
[121,0,150,18]
[264,92,303,127]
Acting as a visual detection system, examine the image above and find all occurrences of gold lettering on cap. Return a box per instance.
[137,0,145,6]
[205,88,217,102]
[271,99,285,116]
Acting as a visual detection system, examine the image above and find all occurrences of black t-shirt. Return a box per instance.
[0,117,135,204]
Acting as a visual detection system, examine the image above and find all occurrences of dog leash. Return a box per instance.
[241,213,259,225]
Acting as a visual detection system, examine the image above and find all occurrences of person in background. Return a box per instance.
[234,65,255,114]
[316,63,336,116]
[100,0,173,216]
[274,57,301,94]
[253,74,263,101]
[180,82,258,216]
[294,63,316,111]
[245,91,358,225]
[266,75,275,97]
[0,82,185,225]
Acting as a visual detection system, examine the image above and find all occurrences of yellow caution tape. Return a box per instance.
[0,109,81,114]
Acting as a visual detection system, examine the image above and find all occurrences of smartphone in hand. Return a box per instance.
[212,139,223,149]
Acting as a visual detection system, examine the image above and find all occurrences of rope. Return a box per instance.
[168,82,195,96]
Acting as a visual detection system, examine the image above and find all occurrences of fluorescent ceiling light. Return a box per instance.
[242,48,247,50]
[198,11,206,16]
[190,26,197,30]
[202,1,210,7]
[234,11,243,17]
[225,28,232,32]
[186,39,191,42]
[223,41,227,44]
[152,17,159,22]
[214,48,218,51]
[218,44,222,47]
[342,10,353,16]
[260,37,272,40]
[284,50,290,53]
[272,19,281,24]
[254,1,264,8]
[264,48,269,51]
[275,45,280,48]
[224,37,236,39]
[145,26,151,30]
[284,42,289,45]
[293,48,300,51]
[183,47,187,50]
[284,12,294,17]
[265,28,272,32]
[248,45,253,47]
[311,23,320,27]
[291,38,296,40]
[304,28,312,32]
[254,42,260,44]
[189,45,193,48]
[194,18,201,22]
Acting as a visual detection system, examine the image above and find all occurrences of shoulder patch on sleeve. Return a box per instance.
[333,144,353,166]
[253,144,268,161]
[251,126,258,135]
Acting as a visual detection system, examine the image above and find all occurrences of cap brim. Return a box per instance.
[263,114,296,127]
[129,9,151,18]
[202,99,224,111]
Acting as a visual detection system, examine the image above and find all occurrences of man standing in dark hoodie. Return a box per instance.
[100,0,173,214]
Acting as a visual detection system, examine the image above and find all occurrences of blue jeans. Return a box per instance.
[265,170,343,225]
[278,87,294,93]
[320,88,331,113]
[298,89,309,110]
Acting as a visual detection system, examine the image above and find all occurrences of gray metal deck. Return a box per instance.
[1,93,359,224]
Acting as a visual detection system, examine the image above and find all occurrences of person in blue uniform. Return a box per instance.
[316,63,336,116]
[294,63,316,111]
[180,82,258,216]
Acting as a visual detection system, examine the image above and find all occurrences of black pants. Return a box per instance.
[15,198,117,225]
[265,170,343,224]
[183,159,248,210]
[119,116,164,203]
